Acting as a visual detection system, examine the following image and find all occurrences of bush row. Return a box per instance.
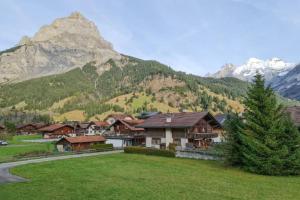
[124,146,175,157]
[91,143,113,150]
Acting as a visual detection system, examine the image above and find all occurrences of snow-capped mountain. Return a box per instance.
[210,57,295,82]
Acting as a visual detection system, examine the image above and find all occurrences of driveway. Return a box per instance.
[0,150,123,184]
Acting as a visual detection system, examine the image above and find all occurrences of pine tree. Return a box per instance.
[223,113,244,166]
[240,73,300,175]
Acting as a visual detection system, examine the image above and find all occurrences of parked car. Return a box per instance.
[0,140,8,146]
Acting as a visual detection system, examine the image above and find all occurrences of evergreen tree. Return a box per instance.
[240,73,300,175]
[223,113,244,166]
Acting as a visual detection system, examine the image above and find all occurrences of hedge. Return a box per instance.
[90,143,113,150]
[124,146,175,157]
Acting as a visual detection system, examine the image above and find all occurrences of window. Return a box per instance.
[152,138,161,145]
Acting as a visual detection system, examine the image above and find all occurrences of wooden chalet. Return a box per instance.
[56,135,106,152]
[38,124,75,139]
[104,119,145,147]
[16,123,47,135]
[285,106,300,130]
[104,114,134,125]
[137,112,222,149]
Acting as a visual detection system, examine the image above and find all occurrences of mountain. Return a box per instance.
[210,57,295,82]
[0,12,298,122]
[271,64,300,100]
[0,12,121,83]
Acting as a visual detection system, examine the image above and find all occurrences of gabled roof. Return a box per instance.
[137,112,221,128]
[17,123,47,130]
[93,121,109,127]
[76,122,92,129]
[59,135,106,144]
[38,124,74,132]
[214,114,227,125]
[112,119,144,131]
[0,125,5,129]
[285,106,300,126]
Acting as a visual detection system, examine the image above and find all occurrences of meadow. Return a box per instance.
[0,153,300,200]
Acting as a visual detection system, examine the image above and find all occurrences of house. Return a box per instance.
[16,123,47,135]
[104,114,134,125]
[137,112,222,149]
[285,106,300,130]
[56,135,106,152]
[74,122,94,135]
[90,121,109,135]
[38,124,75,139]
[104,119,145,148]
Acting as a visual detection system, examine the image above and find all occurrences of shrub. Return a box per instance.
[90,143,113,150]
[168,143,177,152]
[124,146,175,157]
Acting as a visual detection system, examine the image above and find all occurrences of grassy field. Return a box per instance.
[0,135,54,163]
[0,153,300,200]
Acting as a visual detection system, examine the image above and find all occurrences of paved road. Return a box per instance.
[0,150,123,184]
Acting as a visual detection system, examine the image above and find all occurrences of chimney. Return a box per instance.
[166,117,172,123]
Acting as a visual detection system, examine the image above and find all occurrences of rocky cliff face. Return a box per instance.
[0,12,121,83]
[271,64,300,100]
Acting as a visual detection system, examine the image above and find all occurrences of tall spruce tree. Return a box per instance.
[240,73,300,175]
[223,113,244,166]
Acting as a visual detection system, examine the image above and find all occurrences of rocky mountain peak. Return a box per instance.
[0,12,121,83]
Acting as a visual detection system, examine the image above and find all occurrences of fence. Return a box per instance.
[175,149,223,160]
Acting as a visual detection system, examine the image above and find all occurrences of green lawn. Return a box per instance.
[1,153,300,200]
[0,135,54,163]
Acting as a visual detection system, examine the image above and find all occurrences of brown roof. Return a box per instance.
[285,106,300,126]
[0,125,4,129]
[61,135,106,144]
[113,119,144,131]
[94,121,109,127]
[17,123,47,130]
[137,112,221,128]
[38,124,74,132]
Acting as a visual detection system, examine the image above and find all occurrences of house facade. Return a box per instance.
[104,119,145,148]
[16,123,47,135]
[38,124,75,139]
[56,135,106,152]
[137,112,222,149]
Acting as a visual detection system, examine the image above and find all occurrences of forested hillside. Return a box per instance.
[0,55,250,121]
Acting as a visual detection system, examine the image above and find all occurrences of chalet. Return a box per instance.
[91,121,109,135]
[16,123,47,135]
[56,135,106,152]
[137,112,222,149]
[104,119,145,148]
[74,122,94,135]
[285,106,300,130]
[0,125,5,134]
[38,124,75,139]
[104,114,134,125]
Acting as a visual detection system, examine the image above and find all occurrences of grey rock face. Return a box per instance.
[0,11,121,83]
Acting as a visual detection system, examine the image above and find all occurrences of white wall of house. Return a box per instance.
[180,138,188,148]
[165,128,173,148]
[146,137,152,147]
[106,139,123,148]
[57,144,64,152]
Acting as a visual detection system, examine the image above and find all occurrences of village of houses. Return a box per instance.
[1,108,299,156]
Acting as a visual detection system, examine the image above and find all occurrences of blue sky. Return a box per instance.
[1,0,300,75]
